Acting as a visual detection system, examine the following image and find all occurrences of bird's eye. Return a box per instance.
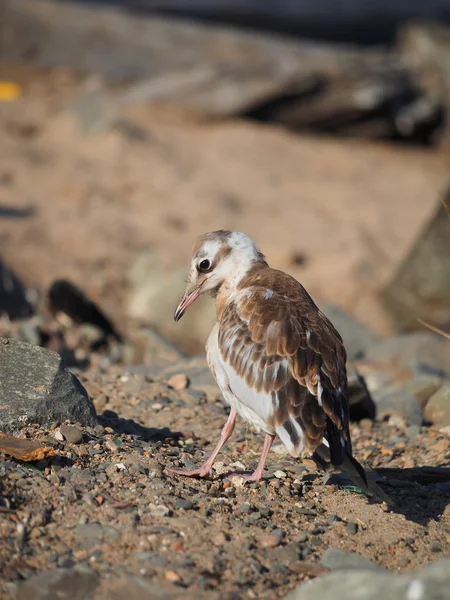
[198,259,212,273]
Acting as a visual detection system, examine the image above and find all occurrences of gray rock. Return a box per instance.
[109,575,219,599]
[364,332,450,376]
[17,565,99,600]
[371,388,423,426]
[382,200,450,333]
[284,567,450,600]
[321,304,379,360]
[73,522,121,541]
[0,260,34,320]
[0,338,97,433]
[320,548,385,572]
[127,251,217,355]
[124,326,185,366]
[421,558,450,581]
[59,424,83,444]
[424,384,450,426]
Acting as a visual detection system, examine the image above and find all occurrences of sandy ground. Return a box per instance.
[0,62,448,348]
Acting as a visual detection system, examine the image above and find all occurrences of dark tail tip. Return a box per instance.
[341,451,393,506]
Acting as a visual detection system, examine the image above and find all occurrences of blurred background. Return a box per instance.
[0,0,449,364]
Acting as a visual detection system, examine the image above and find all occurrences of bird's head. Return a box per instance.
[174,230,267,321]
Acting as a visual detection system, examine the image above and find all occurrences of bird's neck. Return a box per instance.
[214,260,269,320]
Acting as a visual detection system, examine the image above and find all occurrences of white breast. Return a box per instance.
[206,324,276,435]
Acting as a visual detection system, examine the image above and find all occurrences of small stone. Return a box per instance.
[60,424,83,444]
[260,533,282,548]
[273,470,287,479]
[237,502,252,515]
[164,570,181,583]
[230,476,246,488]
[54,430,65,442]
[175,498,195,510]
[105,439,119,453]
[148,503,171,517]
[167,373,189,390]
[347,522,358,534]
[431,541,442,552]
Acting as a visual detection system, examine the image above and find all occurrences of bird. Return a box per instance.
[169,230,390,504]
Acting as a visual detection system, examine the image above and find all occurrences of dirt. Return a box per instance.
[0,365,449,599]
[0,61,448,347]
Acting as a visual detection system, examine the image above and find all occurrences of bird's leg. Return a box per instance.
[166,408,237,478]
[228,433,275,482]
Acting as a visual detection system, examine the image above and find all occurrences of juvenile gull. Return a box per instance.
[170,230,389,502]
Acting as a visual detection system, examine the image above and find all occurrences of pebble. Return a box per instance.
[105,439,119,453]
[230,476,246,489]
[431,541,442,552]
[238,502,252,515]
[259,533,282,548]
[59,423,83,444]
[167,373,189,390]
[175,498,195,510]
[273,470,287,479]
[54,430,65,442]
[165,570,181,583]
[347,522,359,534]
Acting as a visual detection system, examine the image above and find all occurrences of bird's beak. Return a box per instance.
[174,286,201,321]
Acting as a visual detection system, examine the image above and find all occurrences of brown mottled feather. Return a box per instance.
[218,267,351,464]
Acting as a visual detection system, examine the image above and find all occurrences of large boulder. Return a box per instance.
[0,338,97,432]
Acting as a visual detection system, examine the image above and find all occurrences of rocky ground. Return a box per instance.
[0,324,450,599]
[1,54,450,600]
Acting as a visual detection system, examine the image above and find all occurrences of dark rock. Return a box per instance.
[60,424,83,444]
[17,565,99,600]
[382,200,450,334]
[48,279,122,342]
[0,260,34,320]
[322,304,379,360]
[0,338,97,432]
[320,548,385,571]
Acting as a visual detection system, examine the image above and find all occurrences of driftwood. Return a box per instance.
[0,0,443,141]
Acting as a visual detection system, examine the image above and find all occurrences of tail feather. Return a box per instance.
[313,443,393,506]
[340,451,393,506]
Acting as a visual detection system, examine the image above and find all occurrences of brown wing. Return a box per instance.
[219,282,351,463]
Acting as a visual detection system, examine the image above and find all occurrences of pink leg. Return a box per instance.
[166,408,237,478]
[229,433,275,483]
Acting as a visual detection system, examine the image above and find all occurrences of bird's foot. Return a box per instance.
[166,464,213,479]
